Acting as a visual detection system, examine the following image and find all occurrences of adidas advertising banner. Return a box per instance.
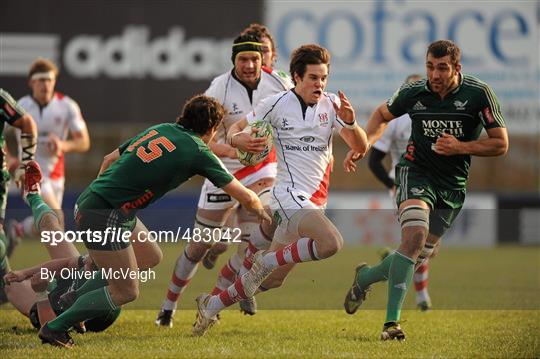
[266,0,540,134]
[0,0,262,123]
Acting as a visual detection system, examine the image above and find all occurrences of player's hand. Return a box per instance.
[3,270,31,285]
[227,146,238,159]
[47,133,63,156]
[232,130,268,154]
[332,90,356,125]
[254,208,272,224]
[433,132,463,156]
[343,150,363,172]
[30,273,50,292]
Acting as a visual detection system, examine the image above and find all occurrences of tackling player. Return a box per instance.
[35,94,269,348]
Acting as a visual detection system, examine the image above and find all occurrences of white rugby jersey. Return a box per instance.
[205,68,292,178]
[18,92,87,179]
[372,114,411,180]
[247,90,349,206]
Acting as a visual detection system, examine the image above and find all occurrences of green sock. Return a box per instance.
[26,193,57,230]
[75,272,108,298]
[385,251,415,323]
[47,286,118,332]
[357,252,395,288]
[0,231,9,274]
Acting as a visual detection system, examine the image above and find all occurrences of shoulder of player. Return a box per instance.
[461,74,495,96]
[261,68,293,90]
[398,79,427,95]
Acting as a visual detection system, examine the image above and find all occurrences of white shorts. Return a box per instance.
[41,176,65,207]
[197,163,276,210]
[270,186,325,245]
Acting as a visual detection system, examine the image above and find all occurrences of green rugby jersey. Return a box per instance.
[89,123,233,212]
[0,89,26,169]
[387,74,505,189]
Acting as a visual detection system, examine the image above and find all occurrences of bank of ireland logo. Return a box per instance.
[410,187,425,195]
[454,100,468,110]
[318,112,329,127]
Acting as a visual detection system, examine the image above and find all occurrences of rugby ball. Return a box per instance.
[236,121,273,167]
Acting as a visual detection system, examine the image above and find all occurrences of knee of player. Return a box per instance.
[144,247,163,269]
[317,233,343,259]
[186,242,212,262]
[120,285,139,304]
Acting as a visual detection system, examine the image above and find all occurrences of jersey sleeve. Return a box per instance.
[0,89,26,124]
[193,146,234,188]
[477,83,506,130]
[372,119,395,153]
[246,92,285,127]
[386,84,409,118]
[65,97,87,133]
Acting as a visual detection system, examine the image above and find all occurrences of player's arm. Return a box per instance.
[433,127,508,157]
[368,148,394,189]
[208,137,237,159]
[57,127,90,153]
[3,256,81,285]
[334,90,369,155]
[7,100,37,183]
[227,117,267,153]
[221,178,270,223]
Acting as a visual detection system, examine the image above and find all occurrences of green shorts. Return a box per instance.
[395,165,466,238]
[75,188,136,251]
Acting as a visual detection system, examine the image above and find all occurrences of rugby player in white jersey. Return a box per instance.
[12,58,90,259]
[156,34,293,327]
[366,74,435,311]
[192,44,369,335]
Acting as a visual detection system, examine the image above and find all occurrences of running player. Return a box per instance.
[13,58,90,259]
[156,33,292,326]
[0,89,37,304]
[36,94,269,348]
[343,40,508,340]
[367,73,435,311]
[192,44,369,336]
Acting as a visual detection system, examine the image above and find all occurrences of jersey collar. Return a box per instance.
[231,69,261,104]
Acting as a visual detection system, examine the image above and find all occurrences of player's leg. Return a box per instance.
[39,245,137,348]
[414,235,440,311]
[156,182,235,327]
[130,218,163,270]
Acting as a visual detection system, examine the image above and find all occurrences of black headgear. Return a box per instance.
[231,34,263,64]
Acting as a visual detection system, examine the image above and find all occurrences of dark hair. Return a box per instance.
[28,58,58,79]
[289,44,330,85]
[426,40,461,67]
[231,33,263,64]
[242,23,276,54]
[176,94,225,135]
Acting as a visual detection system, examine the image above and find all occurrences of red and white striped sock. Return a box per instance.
[238,242,258,277]
[207,273,252,317]
[161,250,199,310]
[262,237,320,270]
[209,255,241,295]
[414,261,430,303]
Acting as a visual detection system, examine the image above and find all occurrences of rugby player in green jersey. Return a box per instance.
[0,89,37,305]
[343,40,509,340]
[36,94,270,348]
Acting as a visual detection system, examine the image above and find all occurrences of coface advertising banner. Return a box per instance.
[1,0,262,123]
[266,0,539,134]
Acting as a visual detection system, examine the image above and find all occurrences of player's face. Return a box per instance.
[261,37,275,68]
[294,64,328,106]
[29,76,56,105]
[234,52,262,89]
[426,54,461,96]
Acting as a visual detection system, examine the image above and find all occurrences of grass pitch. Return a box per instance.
[1,241,539,357]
